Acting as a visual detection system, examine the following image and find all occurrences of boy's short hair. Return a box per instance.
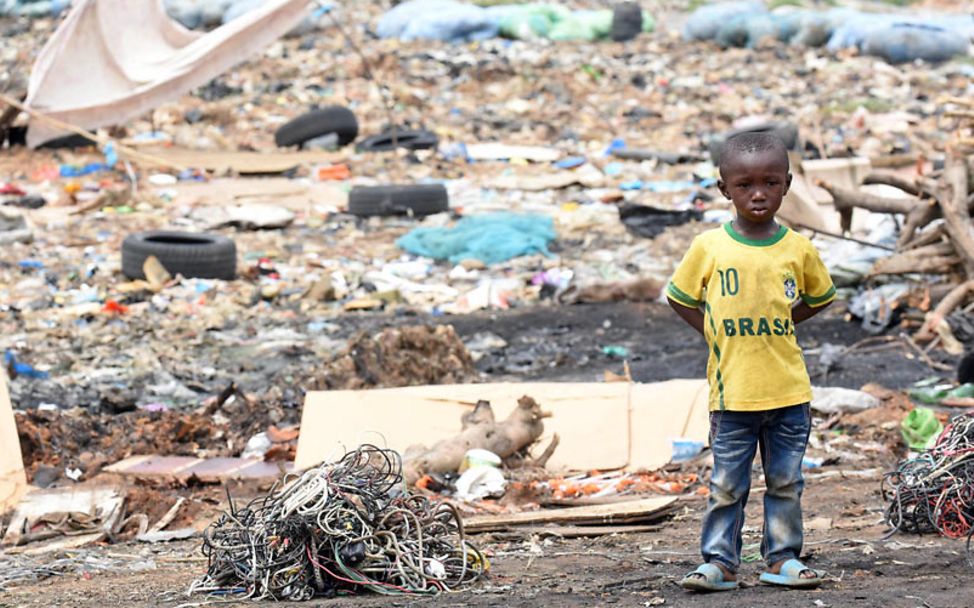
[719,131,789,173]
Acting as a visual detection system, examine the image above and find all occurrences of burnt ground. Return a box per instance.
[1,302,967,608]
[341,301,951,389]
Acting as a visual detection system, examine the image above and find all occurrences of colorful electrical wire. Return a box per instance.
[883,413,974,564]
[188,445,486,601]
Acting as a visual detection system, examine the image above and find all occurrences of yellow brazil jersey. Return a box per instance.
[666,223,836,412]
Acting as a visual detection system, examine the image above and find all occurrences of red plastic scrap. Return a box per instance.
[0,183,26,195]
[102,300,129,315]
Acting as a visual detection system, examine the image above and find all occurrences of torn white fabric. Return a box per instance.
[25,0,310,147]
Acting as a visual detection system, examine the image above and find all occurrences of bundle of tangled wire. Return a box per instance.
[883,413,974,561]
[189,445,486,601]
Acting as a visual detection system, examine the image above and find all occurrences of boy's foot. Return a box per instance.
[680,563,738,592]
[759,558,823,588]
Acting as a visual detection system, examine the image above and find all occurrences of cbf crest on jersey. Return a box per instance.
[783,273,797,301]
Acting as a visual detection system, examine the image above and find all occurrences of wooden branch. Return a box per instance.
[871,255,959,276]
[862,172,935,199]
[403,396,550,486]
[870,242,958,276]
[903,223,947,251]
[936,156,974,278]
[915,279,974,342]
[897,203,940,249]
[817,180,917,232]
[532,433,561,468]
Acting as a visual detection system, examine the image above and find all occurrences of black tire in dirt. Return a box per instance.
[36,132,98,150]
[355,129,438,153]
[611,3,643,42]
[274,105,358,148]
[121,231,237,280]
[348,184,449,218]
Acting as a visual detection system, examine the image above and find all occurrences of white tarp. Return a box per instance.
[25,0,311,147]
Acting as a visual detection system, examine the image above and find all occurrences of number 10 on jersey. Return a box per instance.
[717,268,739,296]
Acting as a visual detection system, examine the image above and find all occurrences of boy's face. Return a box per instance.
[717,150,792,225]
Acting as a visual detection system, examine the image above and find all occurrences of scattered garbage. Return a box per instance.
[190,445,486,600]
[618,204,702,239]
[811,386,880,415]
[684,2,973,64]
[378,0,653,43]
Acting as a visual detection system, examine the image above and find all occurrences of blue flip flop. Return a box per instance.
[680,563,738,592]
[759,558,823,588]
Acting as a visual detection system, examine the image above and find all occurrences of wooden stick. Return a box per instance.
[915,279,974,342]
[817,180,918,233]
[532,433,560,468]
[0,92,187,171]
[862,172,933,198]
[903,223,947,251]
[898,203,940,249]
[148,497,186,534]
[936,156,974,277]
[870,241,958,276]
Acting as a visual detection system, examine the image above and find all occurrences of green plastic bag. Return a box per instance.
[496,4,570,40]
[548,9,613,41]
[900,408,943,451]
[908,382,974,405]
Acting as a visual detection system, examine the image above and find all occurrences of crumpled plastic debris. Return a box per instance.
[397,213,556,265]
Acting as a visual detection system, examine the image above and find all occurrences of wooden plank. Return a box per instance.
[477,524,662,538]
[142,147,343,174]
[462,496,677,532]
[0,368,27,514]
[295,383,632,473]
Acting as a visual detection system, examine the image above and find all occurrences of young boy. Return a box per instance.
[667,131,835,592]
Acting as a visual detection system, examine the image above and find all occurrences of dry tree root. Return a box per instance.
[402,396,551,486]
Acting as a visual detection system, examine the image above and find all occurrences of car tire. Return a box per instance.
[121,231,237,280]
[355,129,438,153]
[347,184,448,217]
[274,105,358,148]
[36,132,99,150]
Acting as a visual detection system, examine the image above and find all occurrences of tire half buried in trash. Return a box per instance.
[121,231,237,280]
[348,184,449,217]
[274,105,358,148]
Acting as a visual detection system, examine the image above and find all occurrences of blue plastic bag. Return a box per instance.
[863,22,969,64]
[682,1,766,41]
[377,0,498,43]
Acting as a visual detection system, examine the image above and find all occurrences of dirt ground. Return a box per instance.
[1,302,967,608]
[1,476,971,608]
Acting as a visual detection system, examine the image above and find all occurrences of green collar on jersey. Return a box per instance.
[724,222,788,247]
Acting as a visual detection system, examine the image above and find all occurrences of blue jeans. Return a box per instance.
[701,403,811,572]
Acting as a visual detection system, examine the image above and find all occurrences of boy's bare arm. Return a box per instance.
[668,298,706,336]
[792,300,831,324]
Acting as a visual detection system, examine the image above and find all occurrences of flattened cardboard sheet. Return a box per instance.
[0,369,27,514]
[296,383,631,472]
